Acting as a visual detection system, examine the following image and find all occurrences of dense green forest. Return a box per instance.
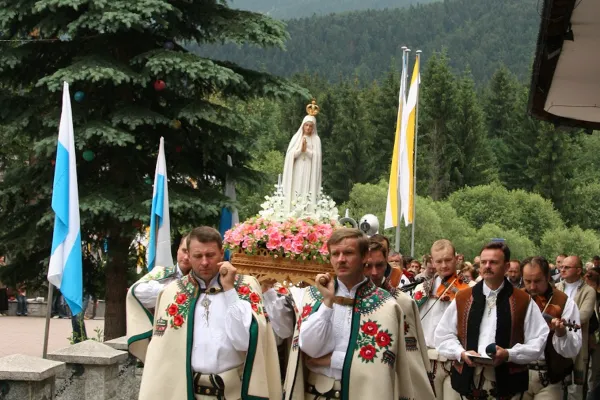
[229,0,438,19]
[196,0,540,84]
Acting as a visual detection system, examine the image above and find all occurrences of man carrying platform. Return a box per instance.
[138,226,281,400]
[283,228,417,399]
[127,234,191,361]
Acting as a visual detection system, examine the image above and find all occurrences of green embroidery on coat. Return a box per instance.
[354,283,392,316]
[140,265,176,282]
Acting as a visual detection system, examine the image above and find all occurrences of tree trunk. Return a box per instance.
[103,236,131,341]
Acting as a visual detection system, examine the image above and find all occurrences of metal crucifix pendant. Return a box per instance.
[201,296,211,325]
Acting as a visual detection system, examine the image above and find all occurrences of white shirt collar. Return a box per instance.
[483,280,505,297]
[176,264,183,278]
[194,273,220,289]
[337,277,367,297]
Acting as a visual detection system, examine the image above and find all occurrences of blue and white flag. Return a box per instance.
[219,155,239,261]
[48,82,83,315]
[147,137,173,271]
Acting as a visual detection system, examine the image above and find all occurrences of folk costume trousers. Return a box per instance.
[522,369,562,400]
[428,349,460,400]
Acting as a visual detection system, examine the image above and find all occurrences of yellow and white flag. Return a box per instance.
[384,59,408,229]
[399,58,420,225]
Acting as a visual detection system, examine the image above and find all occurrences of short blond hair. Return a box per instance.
[431,239,456,255]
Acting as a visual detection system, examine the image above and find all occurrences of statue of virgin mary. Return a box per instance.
[281,101,322,211]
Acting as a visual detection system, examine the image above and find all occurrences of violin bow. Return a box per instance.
[420,272,464,321]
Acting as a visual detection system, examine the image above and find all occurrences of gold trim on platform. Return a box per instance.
[230,249,332,285]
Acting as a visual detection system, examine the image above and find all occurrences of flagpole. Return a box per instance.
[42,283,54,358]
[410,50,421,257]
[395,46,410,253]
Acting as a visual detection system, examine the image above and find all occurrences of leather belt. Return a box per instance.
[528,363,547,371]
[307,384,341,399]
[193,372,224,397]
[195,385,223,397]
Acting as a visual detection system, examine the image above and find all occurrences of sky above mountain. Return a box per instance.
[229,0,439,19]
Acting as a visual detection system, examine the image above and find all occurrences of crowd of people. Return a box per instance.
[126,226,600,400]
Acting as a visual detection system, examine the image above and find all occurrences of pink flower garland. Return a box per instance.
[224,217,337,263]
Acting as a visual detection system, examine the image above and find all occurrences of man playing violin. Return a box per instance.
[413,239,471,400]
[435,242,549,400]
[522,256,582,400]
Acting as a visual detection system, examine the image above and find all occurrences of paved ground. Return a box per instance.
[0,316,105,358]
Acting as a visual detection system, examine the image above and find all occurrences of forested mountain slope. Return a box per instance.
[229,0,439,19]
[197,0,540,83]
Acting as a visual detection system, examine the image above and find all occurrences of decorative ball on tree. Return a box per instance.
[74,91,85,102]
[82,150,95,161]
[153,79,166,91]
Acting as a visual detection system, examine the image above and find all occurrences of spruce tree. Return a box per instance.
[451,69,497,188]
[417,50,459,200]
[364,67,401,181]
[526,122,579,214]
[484,66,526,189]
[0,0,305,339]
[323,79,373,203]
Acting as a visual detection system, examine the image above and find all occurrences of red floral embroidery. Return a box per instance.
[173,315,184,327]
[167,304,178,316]
[165,278,194,330]
[356,320,394,364]
[249,292,261,304]
[302,305,312,318]
[238,285,251,295]
[236,282,264,316]
[360,345,377,361]
[361,321,379,336]
[414,291,423,301]
[277,287,289,295]
[376,331,391,347]
[175,293,187,304]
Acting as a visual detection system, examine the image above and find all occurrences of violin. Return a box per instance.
[435,271,470,302]
[532,294,581,332]
[541,313,581,332]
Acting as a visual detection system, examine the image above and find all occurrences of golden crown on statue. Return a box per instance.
[306,100,320,116]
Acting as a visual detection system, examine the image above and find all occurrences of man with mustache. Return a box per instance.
[364,240,435,399]
[521,256,581,400]
[283,228,417,399]
[555,255,597,400]
[127,234,192,362]
[435,242,549,399]
[413,239,470,400]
